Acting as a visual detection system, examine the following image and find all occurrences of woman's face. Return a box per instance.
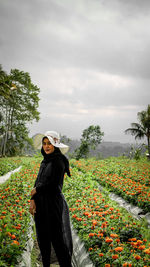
[42,137,55,154]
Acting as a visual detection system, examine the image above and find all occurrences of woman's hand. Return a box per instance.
[29,199,36,215]
[31,187,37,197]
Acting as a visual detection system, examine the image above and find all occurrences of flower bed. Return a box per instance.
[71,158,150,213]
[0,157,40,266]
[0,156,150,266]
[0,157,23,176]
[63,167,150,267]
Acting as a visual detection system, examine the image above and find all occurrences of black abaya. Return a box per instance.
[32,148,73,267]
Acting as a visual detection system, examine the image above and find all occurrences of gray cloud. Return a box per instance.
[0,0,150,142]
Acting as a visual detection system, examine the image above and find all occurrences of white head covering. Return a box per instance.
[43,131,69,154]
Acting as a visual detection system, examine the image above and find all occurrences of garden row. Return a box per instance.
[0,157,25,176]
[70,158,150,213]
[0,157,39,266]
[63,166,150,267]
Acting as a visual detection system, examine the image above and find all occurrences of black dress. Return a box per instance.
[32,148,73,267]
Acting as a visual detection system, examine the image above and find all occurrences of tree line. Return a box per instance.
[64,105,150,160]
[0,65,40,156]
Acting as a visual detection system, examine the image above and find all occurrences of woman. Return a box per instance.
[29,131,73,267]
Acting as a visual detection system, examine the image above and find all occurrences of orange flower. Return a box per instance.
[2,211,6,214]
[144,248,150,255]
[76,217,82,221]
[114,246,123,252]
[16,226,21,229]
[11,240,20,245]
[110,233,118,238]
[105,237,113,243]
[89,233,94,237]
[99,253,104,257]
[128,238,136,241]
[138,245,146,250]
[112,254,118,259]
[98,233,104,237]
[0,216,6,219]
[92,219,98,226]
[101,223,107,228]
[136,240,143,245]
[105,264,110,267]
[134,255,141,260]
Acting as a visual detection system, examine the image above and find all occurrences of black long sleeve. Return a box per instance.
[33,157,65,198]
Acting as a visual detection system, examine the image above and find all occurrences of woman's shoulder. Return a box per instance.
[54,154,65,164]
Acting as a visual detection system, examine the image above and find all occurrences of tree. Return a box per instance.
[75,125,104,159]
[0,64,11,98]
[0,66,40,156]
[60,135,71,145]
[125,105,150,159]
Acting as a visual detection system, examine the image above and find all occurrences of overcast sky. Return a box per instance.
[0,0,150,143]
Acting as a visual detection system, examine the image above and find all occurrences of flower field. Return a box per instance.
[0,156,150,266]
[63,164,150,267]
[71,158,150,213]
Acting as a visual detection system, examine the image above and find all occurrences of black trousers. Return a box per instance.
[34,197,72,267]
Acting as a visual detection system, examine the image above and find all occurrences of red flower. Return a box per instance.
[99,253,104,257]
[112,254,118,259]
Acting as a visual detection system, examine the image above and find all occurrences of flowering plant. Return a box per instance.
[64,164,150,266]
[0,158,40,266]
[0,157,23,176]
[71,158,150,213]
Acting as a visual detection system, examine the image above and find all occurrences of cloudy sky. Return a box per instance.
[0,0,150,143]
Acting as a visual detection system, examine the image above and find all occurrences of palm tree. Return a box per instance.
[125,105,150,159]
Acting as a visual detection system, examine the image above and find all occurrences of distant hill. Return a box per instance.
[68,140,132,158]
[32,133,44,149]
[90,141,132,158]
[32,134,145,158]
